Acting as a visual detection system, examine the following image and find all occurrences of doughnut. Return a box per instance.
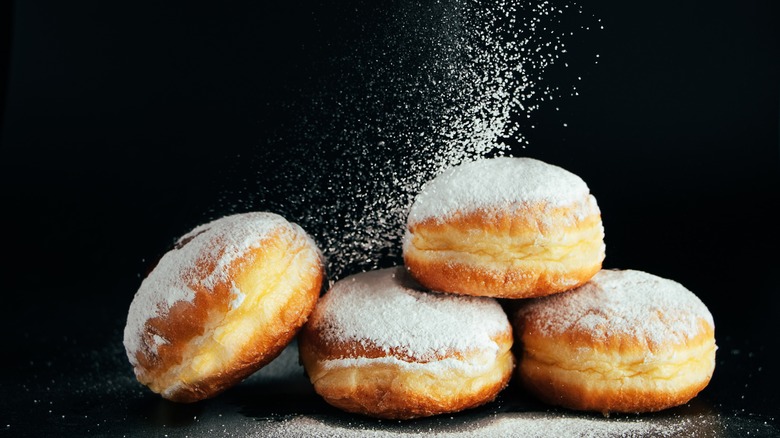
[123,212,324,402]
[403,156,605,299]
[298,267,515,419]
[513,269,717,414]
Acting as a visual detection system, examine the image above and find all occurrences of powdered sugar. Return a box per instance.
[229,283,246,310]
[123,212,293,364]
[219,1,599,280]
[407,157,592,224]
[256,411,720,437]
[518,269,715,347]
[308,267,509,363]
[150,334,168,355]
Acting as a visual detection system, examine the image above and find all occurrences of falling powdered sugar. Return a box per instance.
[518,269,715,348]
[218,0,599,280]
[308,266,509,364]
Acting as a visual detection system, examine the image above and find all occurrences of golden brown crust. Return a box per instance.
[297,265,517,420]
[513,299,717,414]
[298,326,515,419]
[518,334,716,414]
[130,224,324,402]
[403,198,605,298]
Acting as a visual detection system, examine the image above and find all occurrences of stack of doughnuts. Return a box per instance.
[124,155,716,419]
[298,156,714,418]
[395,156,715,415]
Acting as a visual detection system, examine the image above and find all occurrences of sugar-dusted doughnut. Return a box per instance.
[123,212,324,402]
[298,267,514,419]
[513,268,717,414]
[403,156,605,299]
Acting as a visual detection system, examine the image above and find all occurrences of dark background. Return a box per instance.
[1,0,778,436]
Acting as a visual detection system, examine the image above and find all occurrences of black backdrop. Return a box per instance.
[1,0,779,436]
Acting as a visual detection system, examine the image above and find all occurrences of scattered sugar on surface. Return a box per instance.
[518,269,715,347]
[254,411,725,437]
[309,267,508,361]
[217,0,597,281]
[407,156,591,224]
[123,212,291,363]
[12,320,777,436]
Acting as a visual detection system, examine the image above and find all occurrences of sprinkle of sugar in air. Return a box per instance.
[216,0,599,281]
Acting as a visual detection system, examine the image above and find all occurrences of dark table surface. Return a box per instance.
[2,299,780,437]
[1,0,778,436]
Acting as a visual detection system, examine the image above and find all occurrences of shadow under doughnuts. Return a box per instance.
[277,390,531,435]
[127,393,206,428]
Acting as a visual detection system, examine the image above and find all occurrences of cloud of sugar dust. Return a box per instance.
[218,0,598,281]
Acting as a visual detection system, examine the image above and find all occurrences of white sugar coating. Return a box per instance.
[123,212,295,364]
[407,156,591,224]
[229,285,246,310]
[218,1,601,281]
[255,411,722,438]
[310,266,509,362]
[518,269,715,347]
